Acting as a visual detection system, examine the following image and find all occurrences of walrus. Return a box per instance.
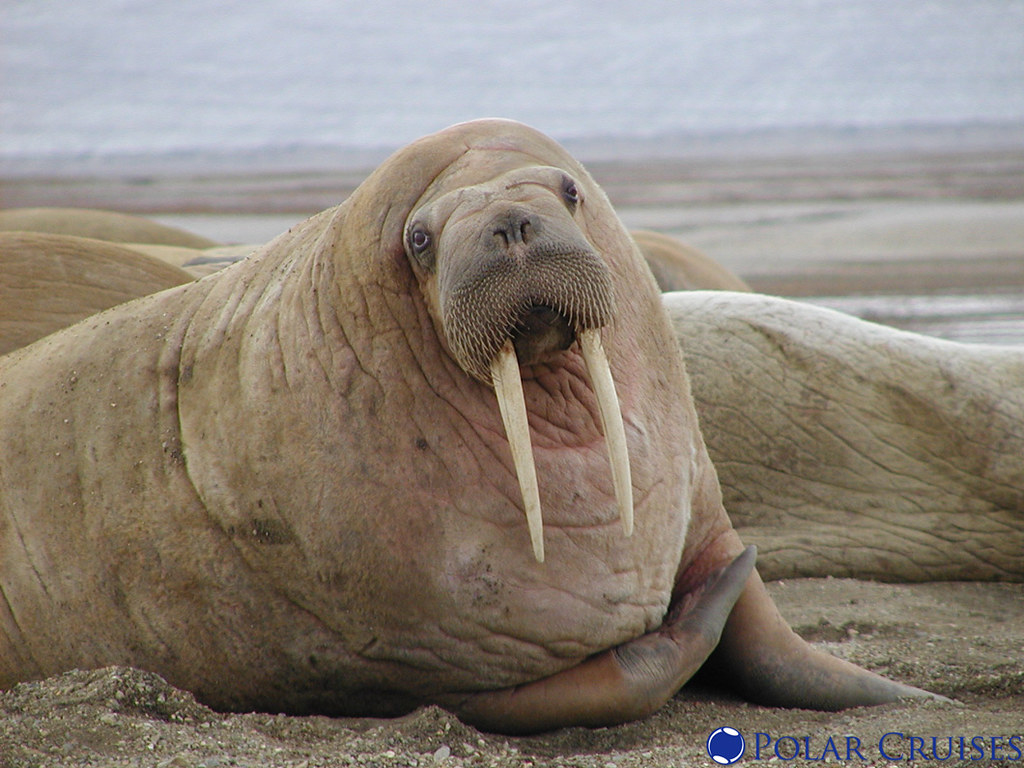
[632,229,750,292]
[122,243,260,277]
[0,119,938,734]
[0,207,221,249]
[0,231,194,356]
[664,290,1024,583]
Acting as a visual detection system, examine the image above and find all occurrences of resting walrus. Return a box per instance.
[632,229,750,293]
[0,119,938,733]
[665,290,1024,583]
[0,207,221,249]
[0,232,194,356]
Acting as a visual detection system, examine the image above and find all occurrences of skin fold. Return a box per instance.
[0,120,941,733]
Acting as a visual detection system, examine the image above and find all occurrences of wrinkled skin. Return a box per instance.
[0,120,938,734]
[666,291,1024,582]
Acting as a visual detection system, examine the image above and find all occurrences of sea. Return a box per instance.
[3,0,1024,172]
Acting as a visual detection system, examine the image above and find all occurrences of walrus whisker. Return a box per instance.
[491,338,545,562]
[579,328,634,537]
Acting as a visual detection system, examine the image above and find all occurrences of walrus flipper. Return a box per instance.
[443,547,756,735]
[713,569,951,710]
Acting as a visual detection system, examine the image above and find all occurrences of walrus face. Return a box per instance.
[404,165,633,562]
[405,167,613,380]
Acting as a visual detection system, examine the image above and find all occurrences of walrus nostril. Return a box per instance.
[493,208,539,249]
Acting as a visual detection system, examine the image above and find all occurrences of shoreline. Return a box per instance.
[3,120,1024,178]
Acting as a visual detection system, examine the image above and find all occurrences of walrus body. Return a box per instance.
[665,291,1024,582]
[632,229,750,292]
[0,120,934,732]
[0,207,221,249]
[126,243,259,276]
[0,232,194,356]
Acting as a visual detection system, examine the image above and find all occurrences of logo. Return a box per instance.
[704,729,1024,763]
[707,727,746,765]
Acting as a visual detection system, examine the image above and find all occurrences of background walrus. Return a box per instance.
[0,231,194,355]
[0,207,221,249]
[632,229,750,292]
[0,119,936,733]
[665,290,1024,582]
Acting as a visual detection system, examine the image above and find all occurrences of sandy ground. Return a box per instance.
[0,141,1022,766]
[1,579,1020,768]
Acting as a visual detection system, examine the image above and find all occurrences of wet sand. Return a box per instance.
[1,141,1022,765]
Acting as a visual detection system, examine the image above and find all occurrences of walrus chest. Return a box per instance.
[356,517,684,694]
[179,305,693,697]
[336,395,691,693]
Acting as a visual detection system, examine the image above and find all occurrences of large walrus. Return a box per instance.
[0,119,938,734]
[665,290,1024,583]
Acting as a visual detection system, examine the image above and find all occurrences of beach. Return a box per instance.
[1,137,1023,766]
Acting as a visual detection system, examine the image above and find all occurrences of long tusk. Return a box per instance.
[491,339,545,562]
[579,329,633,537]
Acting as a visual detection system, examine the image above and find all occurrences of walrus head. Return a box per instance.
[403,163,633,562]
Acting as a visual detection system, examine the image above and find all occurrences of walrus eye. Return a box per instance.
[562,177,580,209]
[407,226,435,269]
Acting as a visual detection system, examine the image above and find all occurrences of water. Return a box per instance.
[3,0,1024,165]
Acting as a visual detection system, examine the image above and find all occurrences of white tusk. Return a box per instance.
[491,339,545,562]
[579,329,634,537]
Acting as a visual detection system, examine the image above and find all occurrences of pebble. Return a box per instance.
[433,745,451,763]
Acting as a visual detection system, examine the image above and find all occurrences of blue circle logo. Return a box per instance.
[707,727,746,765]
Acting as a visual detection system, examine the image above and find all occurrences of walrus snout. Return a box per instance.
[491,206,540,251]
[439,238,613,383]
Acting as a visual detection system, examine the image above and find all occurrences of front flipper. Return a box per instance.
[712,567,952,709]
[440,546,756,735]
